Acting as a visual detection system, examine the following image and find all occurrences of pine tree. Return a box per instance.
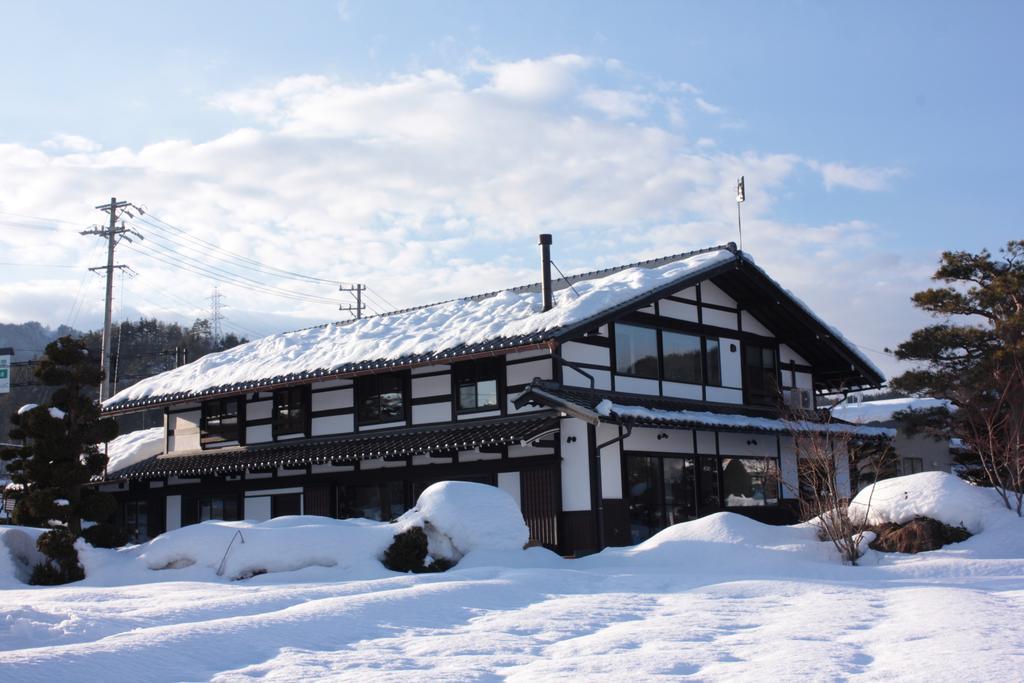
[0,336,123,584]
[890,241,1024,514]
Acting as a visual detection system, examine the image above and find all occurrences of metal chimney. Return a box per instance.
[539,234,553,311]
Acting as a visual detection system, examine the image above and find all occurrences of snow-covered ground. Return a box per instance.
[1,474,1022,681]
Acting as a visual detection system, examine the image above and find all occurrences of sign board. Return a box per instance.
[0,347,12,394]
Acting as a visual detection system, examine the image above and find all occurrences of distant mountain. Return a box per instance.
[0,321,82,361]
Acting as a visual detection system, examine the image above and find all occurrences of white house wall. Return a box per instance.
[560,417,592,512]
[596,422,623,499]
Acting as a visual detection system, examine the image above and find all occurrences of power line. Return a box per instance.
[136,212,354,287]
[132,229,343,304]
[0,210,82,225]
[126,241,343,306]
[133,208,401,314]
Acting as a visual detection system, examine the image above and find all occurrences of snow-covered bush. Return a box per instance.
[396,481,530,564]
[849,471,1004,534]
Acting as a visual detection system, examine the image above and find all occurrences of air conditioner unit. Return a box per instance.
[784,388,813,410]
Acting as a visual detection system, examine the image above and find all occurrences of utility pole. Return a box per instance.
[339,283,366,320]
[82,197,143,401]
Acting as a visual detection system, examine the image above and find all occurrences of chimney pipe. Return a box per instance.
[539,234,553,311]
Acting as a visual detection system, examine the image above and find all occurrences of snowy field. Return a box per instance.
[1,475,1022,682]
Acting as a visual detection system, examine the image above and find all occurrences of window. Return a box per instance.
[198,495,240,522]
[614,323,659,378]
[273,386,308,437]
[662,332,703,384]
[626,455,698,543]
[744,344,779,406]
[124,500,149,543]
[271,493,302,517]
[338,482,406,521]
[902,457,924,475]
[201,397,242,445]
[721,457,780,507]
[454,358,500,412]
[705,338,723,387]
[357,372,406,424]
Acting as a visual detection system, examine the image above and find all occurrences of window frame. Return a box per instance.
[356,371,409,426]
[200,396,244,447]
[662,330,704,385]
[196,494,241,522]
[612,322,723,388]
[613,322,660,379]
[742,342,780,406]
[272,385,310,439]
[453,357,503,414]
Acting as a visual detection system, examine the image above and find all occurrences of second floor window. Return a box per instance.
[273,386,308,437]
[663,331,703,384]
[744,344,779,405]
[201,397,241,445]
[454,358,500,412]
[614,323,659,378]
[357,372,406,425]
[615,323,723,387]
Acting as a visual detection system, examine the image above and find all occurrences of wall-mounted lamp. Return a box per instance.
[730,343,738,353]
[746,438,758,446]
[656,433,669,441]
[566,436,577,443]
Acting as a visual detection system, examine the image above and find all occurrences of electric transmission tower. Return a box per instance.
[209,286,226,349]
[82,197,143,401]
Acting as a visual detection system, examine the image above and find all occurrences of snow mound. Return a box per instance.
[76,516,398,584]
[0,526,47,587]
[397,481,529,561]
[580,512,831,572]
[104,427,165,474]
[849,472,1004,533]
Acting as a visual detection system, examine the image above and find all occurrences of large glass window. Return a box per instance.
[201,397,242,445]
[614,323,659,378]
[625,455,697,544]
[357,373,406,424]
[663,332,703,384]
[198,495,240,522]
[721,457,780,507]
[454,358,500,412]
[615,324,723,388]
[744,344,779,406]
[273,386,308,437]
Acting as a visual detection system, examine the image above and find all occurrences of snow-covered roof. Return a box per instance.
[103,246,738,412]
[103,243,884,413]
[596,400,896,438]
[737,258,886,384]
[103,427,166,475]
[830,397,954,424]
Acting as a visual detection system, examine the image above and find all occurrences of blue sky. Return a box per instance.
[0,1,1020,376]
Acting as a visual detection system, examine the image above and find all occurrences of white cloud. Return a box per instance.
[475,54,590,100]
[579,88,652,119]
[809,161,904,191]
[695,97,722,114]
[41,134,102,154]
[0,55,927,378]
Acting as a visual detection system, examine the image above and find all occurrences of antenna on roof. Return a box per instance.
[735,176,745,252]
